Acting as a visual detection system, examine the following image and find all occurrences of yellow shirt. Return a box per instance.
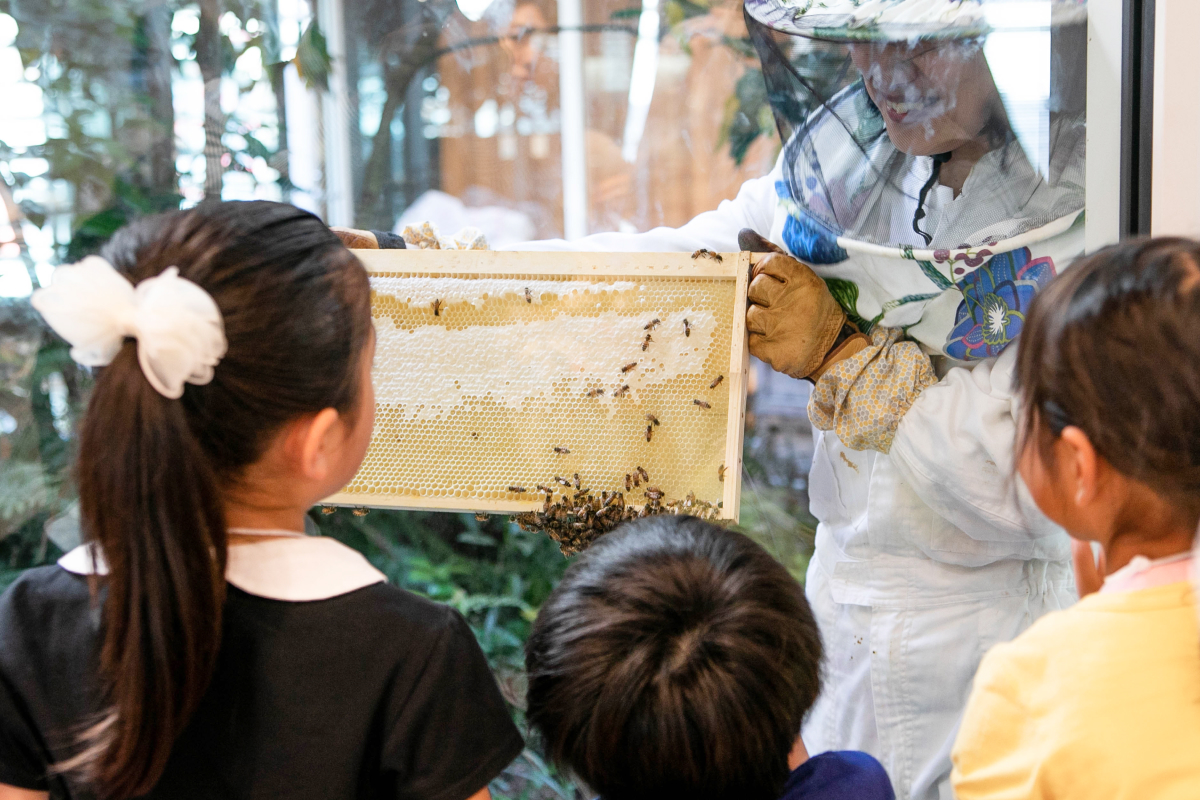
[951,581,1200,800]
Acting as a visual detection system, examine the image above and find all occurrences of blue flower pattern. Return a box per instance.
[775,181,849,265]
[944,247,1056,361]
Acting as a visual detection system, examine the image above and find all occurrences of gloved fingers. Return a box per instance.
[738,228,785,255]
[747,331,769,360]
[747,332,787,376]
[747,272,787,308]
[331,227,380,248]
[751,253,808,285]
[746,303,774,337]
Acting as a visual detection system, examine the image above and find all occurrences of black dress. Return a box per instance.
[0,563,524,800]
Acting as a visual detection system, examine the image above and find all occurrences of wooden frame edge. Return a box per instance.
[322,493,544,514]
[721,252,751,522]
[353,248,743,277]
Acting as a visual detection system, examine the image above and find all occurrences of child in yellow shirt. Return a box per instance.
[951,237,1200,800]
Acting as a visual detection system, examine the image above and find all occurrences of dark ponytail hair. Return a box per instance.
[1015,237,1200,524]
[69,201,371,797]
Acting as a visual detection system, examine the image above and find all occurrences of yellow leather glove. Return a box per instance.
[330,227,407,249]
[739,230,870,381]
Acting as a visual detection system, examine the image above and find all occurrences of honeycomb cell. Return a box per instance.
[339,269,741,517]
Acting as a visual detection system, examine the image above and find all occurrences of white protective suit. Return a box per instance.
[507,140,1081,798]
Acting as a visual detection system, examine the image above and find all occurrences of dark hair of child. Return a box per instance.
[1015,236,1200,527]
[524,516,823,800]
[72,202,371,797]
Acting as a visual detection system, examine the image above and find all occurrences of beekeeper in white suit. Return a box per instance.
[335,1,1087,797]
[524,1,1088,797]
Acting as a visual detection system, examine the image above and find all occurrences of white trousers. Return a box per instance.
[802,552,1076,800]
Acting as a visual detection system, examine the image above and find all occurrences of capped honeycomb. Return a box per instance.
[325,250,749,520]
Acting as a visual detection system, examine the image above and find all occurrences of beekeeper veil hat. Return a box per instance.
[743,0,1088,257]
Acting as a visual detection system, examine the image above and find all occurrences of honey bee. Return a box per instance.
[432,299,443,316]
[573,472,581,490]
[621,362,637,373]
[587,387,605,398]
[710,375,724,389]
[718,464,726,482]
[320,505,336,515]
[554,446,571,454]
[645,414,660,426]
[644,486,663,500]
[555,476,572,487]
[637,466,650,483]
[352,507,369,517]
[693,399,711,410]
[632,471,641,487]
[641,334,652,351]
[692,248,723,262]
[645,425,653,442]
[625,473,633,491]
[644,318,661,331]
[537,484,553,494]
[508,486,527,493]
[474,513,489,522]
[524,287,533,303]
[614,384,630,398]
[683,318,691,337]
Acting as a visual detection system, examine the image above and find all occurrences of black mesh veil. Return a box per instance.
[744,2,1087,253]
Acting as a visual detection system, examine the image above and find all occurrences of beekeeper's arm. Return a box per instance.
[505,161,781,253]
[886,347,1062,543]
[333,161,782,254]
[754,250,1057,545]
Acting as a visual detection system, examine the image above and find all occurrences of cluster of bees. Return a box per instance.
[512,466,723,556]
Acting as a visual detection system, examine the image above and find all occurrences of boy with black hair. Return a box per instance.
[524,516,893,800]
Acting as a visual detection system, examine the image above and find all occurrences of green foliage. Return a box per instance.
[66,178,181,261]
[739,425,817,583]
[717,68,776,166]
[294,19,332,91]
[824,276,879,334]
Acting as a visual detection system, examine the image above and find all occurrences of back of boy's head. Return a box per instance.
[1016,237,1200,521]
[65,202,371,797]
[525,516,823,800]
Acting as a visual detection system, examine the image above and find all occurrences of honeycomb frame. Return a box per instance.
[324,249,750,520]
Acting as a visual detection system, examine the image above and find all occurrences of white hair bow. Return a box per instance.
[31,256,227,399]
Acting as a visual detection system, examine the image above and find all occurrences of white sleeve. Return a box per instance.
[498,161,781,253]
[888,345,1062,544]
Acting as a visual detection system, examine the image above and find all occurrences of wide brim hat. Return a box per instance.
[743,0,1087,43]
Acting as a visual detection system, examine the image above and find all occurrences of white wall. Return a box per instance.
[1085,0,1122,251]
[1150,0,1200,238]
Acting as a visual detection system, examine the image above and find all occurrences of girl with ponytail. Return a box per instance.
[0,201,522,800]
[951,238,1200,799]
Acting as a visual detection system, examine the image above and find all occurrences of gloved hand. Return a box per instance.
[330,227,407,249]
[738,229,870,381]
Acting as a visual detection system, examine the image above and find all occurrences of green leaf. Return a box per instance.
[0,462,51,526]
[823,277,877,333]
[457,531,498,547]
[294,19,331,92]
[917,260,954,290]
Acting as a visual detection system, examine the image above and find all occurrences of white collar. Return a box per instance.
[58,535,387,602]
